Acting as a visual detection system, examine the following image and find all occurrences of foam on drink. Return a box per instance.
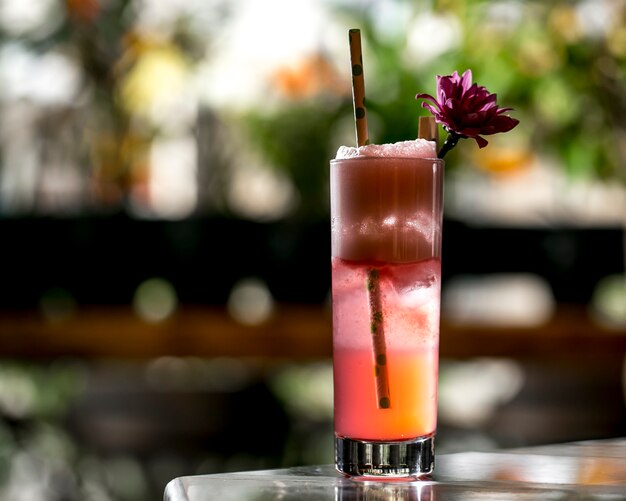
[335,139,437,160]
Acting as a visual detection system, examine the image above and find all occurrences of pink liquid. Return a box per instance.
[332,257,440,441]
[334,347,438,440]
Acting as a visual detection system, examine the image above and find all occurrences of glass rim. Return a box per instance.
[330,156,443,164]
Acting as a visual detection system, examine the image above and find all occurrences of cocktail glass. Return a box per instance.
[331,147,444,478]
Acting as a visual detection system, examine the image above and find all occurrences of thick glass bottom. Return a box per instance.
[335,434,434,478]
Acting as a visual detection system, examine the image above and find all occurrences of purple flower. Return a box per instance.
[416,70,519,155]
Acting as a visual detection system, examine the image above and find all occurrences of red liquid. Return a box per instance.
[330,156,443,263]
[332,258,440,441]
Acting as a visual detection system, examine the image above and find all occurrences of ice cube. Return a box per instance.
[398,276,439,308]
[387,259,441,308]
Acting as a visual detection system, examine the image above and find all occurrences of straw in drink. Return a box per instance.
[331,28,443,478]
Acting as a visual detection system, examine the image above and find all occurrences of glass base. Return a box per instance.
[335,434,434,479]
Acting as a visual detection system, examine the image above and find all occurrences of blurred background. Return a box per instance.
[0,0,625,499]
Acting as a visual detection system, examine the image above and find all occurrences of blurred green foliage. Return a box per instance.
[242,0,626,217]
[245,103,350,218]
[1,0,624,219]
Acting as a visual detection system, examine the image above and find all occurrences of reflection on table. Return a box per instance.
[164,438,626,500]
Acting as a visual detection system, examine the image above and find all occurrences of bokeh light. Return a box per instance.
[592,274,626,329]
[133,278,178,322]
[227,278,274,326]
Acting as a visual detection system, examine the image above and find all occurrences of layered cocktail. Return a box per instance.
[331,140,444,478]
[332,25,517,479]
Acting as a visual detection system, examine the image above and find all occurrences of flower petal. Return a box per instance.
[438,74,458,102]
[421,102,443,118]
[460,69,473,94]
[488,115,520,133]
[473,135,489,148]
[416,93,443,115]
[469,92,497,112]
